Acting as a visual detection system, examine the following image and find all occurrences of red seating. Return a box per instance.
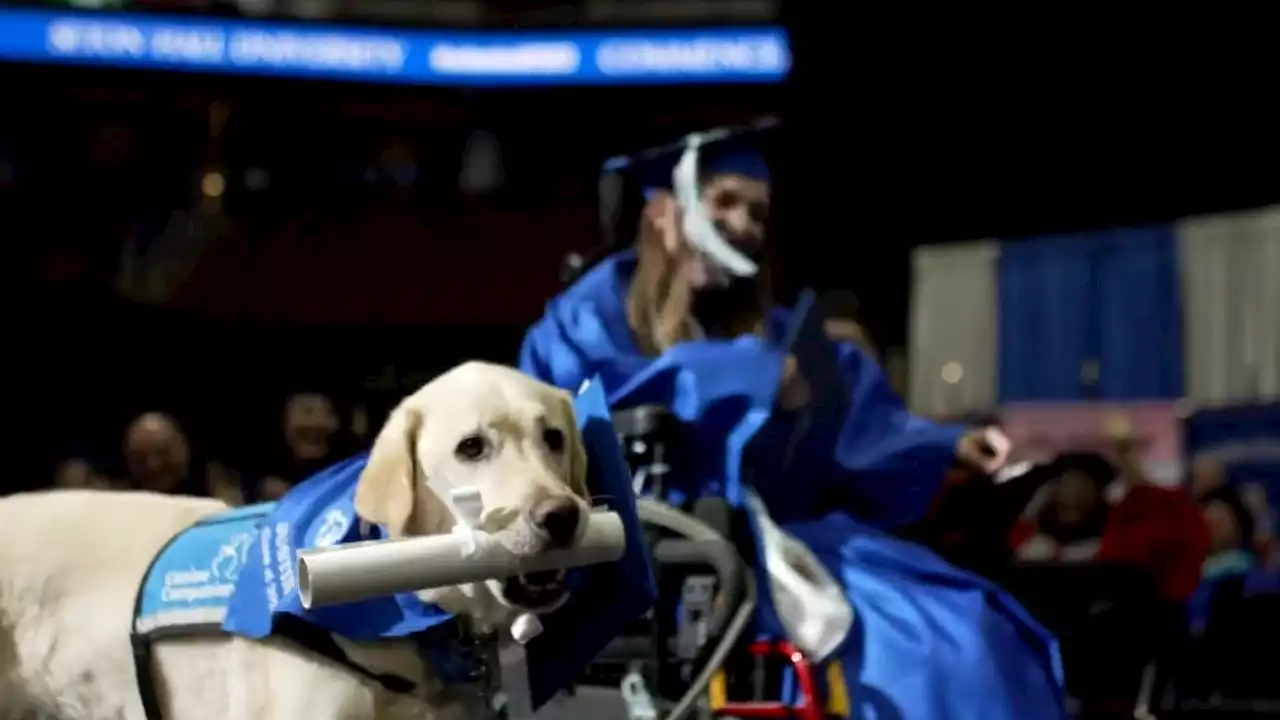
[171,204,595,325]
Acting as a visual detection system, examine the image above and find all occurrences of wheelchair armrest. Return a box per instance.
[651,538,744,638]
[592,502,746,668]
[583,499,757,720]
[638,499,746,644]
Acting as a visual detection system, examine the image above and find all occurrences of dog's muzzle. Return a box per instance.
[498,496,583,611]
[502,568,569,611]
[528,496,582,549]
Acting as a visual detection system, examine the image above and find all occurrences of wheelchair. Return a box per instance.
[561,405,844,720]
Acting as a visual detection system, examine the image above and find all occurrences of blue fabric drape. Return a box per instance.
[998,225,1184,401]
[997,235,1094,401]
[1092,225,1184,399]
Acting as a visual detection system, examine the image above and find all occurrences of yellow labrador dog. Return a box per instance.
[0,362,590,720]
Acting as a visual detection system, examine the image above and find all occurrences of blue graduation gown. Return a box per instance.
[520,251,1065,719]
[520,251,966,523]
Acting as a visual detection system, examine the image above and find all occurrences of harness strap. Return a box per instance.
[275,615,418,694]
[131,632,166,720]
[129,516,418,720]
[130,619,418,720]
[130,519,187,720]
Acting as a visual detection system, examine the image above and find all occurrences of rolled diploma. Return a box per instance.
[297,511,626,609]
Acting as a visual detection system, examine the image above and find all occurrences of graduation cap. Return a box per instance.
[567,118,780,284]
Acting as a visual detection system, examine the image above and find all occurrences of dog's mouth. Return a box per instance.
[501,568,569,611]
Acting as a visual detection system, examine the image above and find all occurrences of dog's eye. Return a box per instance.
[455,434,488,461]
[543,428,565,454]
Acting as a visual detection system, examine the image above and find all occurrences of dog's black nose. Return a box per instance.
[531,497,581,548]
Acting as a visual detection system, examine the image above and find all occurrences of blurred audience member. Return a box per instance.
[1189,484,1270,637]
[1200,485,1257,578]
[255,392,342,501]
[123,412,194,494]
[1240,482,1276,566]
[1008,431,1210,715]
[1103,435,1210,604]
[1011,433,1208,604]
[284,392,339,462]
[1190,455,1275,562]
[1189,454,1228,501]
[1011,452,1115,562]
[123,412,233,500]
[53,458,112,490]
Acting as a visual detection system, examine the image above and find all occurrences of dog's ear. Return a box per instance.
[559,393,590,501]
[355,405,427,536]
[568,425,589,501]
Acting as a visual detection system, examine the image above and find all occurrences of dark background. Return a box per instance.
[7,18,1280,489]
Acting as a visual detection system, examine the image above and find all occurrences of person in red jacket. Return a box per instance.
[1102,436,1210,603]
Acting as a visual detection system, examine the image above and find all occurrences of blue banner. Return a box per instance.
[0,8,789,86]
[1185,402,1280,501]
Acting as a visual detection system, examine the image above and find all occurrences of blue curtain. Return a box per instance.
[997,234,1096,401]
[998,224,1184,401]
[1092,224,1184,399]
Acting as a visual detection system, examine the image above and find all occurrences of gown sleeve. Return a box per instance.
[518,311,589,392]
[828,342,968,528]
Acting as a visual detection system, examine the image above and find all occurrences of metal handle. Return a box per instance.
[651,539,743,639]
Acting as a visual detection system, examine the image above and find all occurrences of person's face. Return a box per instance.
[125,424,189,492]
[1191,456,1227,500]
[285,394,338,461]
[1053,470,1101,526]
[661,174,770,291]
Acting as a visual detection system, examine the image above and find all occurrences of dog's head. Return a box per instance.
[354,361,590,618]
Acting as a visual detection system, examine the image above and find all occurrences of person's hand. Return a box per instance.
[955,426,1012,475]
[777,354,812,411]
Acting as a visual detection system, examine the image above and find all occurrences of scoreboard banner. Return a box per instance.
[0,7,790,86]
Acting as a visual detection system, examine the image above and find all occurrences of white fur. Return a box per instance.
[0,362,589,720]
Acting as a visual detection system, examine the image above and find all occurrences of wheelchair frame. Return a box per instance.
[575,401,850,720]
[574,500,839,720]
